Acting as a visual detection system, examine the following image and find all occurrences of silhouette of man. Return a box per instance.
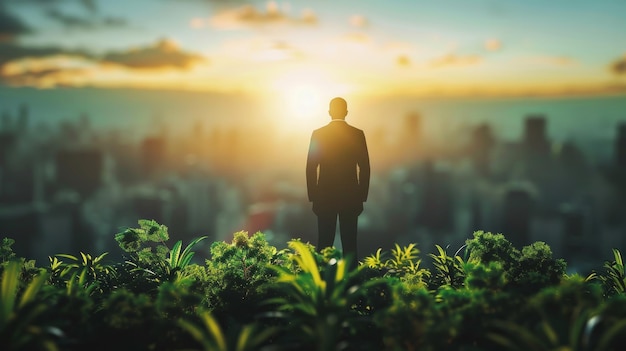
[306,97,370,264]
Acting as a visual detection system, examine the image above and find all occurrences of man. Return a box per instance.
[306,97,370,264]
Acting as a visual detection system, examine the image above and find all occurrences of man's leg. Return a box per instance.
[317,212,337,252]
[338,212,358,264]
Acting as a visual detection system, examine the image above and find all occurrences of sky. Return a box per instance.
[1,0,626,104]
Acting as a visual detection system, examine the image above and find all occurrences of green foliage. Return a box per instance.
[0,261,58,351]
[509,241,567,293]
[203,231,287,321]
[0,238,17,263]
[168,235,208,269]
[179,311,276,351]
[265,240,390,351]
[363,243,430,288]
[114,219,169,253]
[48,252,116,297]
[112,219,208,295]
[466,231,519,270]
[598,248,626,296]
[464,260,507,291]
[486,276,609,351]
[465,231,567,293]
[0,220,623,350]
[429,244,466,289]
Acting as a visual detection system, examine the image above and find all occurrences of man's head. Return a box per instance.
[329,97,348,120]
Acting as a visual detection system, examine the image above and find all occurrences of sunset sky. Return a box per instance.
[1,0,626,100]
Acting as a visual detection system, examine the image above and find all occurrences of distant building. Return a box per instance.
[615,123,626,168]
[55,149,103,198]
[470,123,495,176]
[523,115,550,157]
[140,136,166,178]
[501,182,536,247]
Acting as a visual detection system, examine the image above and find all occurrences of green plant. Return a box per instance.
[203,231,287,323]
[265,240,388,351]
[0,238,17,263]
[429,244,466,289]
[113,220,208,293]
[598,249,626,296]
[179,311,276,351]
[363,243,430,287]
[0,261,58,351]
[48,252,116,297]
[487,276,606,351]
[508,241,567,294]
[168,236,209,270]
[466,231,519,270]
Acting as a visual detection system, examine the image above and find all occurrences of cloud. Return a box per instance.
[46,8,94,28]
[46,8,127,29]
[0,42,92,66]
[0,38,208,87]
[3,0,97,12]
[342,32,370,44]
[430,53,482,68]
[349,14,368,28]
[610,55,626,75]
[209,1,317,29]
[1,65,89,87]
[101,39,206,70]
[484,38,501,52]
[527,55,577,66]
[217,37,303,62]
[396,55,410,67]
[0,6,31,41]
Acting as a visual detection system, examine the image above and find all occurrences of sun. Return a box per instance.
[269,66,353,130]
[287,84,322,118]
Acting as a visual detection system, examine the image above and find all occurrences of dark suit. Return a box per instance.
[306,119,370,261]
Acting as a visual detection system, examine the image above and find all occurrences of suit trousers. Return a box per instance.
[317,210,359,263]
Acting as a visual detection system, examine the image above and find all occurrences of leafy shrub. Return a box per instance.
[466,231,566,294]
[0,221,624,350]
[203,231,287,323]
[363,243,430,289]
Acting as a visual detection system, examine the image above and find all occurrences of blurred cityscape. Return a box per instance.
[1,102,626,275]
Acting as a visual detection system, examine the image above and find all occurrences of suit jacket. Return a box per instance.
[306,120,370,214]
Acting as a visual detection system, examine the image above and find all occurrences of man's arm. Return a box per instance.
[306,132,319,202]
[357,130,370,202]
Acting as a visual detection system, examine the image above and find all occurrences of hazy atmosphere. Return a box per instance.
[2,0,626,274]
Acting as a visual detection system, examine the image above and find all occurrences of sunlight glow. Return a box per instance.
[269,66,353,131]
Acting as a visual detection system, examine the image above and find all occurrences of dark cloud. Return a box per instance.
[0,66,88,86]
[46,8,127,29]
[0,6,31,41]
[80,0,97,13]
[46,8,94,28]
[101,39,206,70]
[610,55,626,75]
[0,38,205,71]
[2,0,97,12]
[0,42,92,66]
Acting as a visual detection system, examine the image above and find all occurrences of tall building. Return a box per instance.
[140,136,166,178]
[501,185,535,247]
[55,149,104,198]
[615,123,626,168]
[470,123,495,176]
[523,115,550,157]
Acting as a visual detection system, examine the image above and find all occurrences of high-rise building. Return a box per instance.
[523,115,550,157]
[615,123,626,168]
[55,149,103,198]
[501,184,535,247]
